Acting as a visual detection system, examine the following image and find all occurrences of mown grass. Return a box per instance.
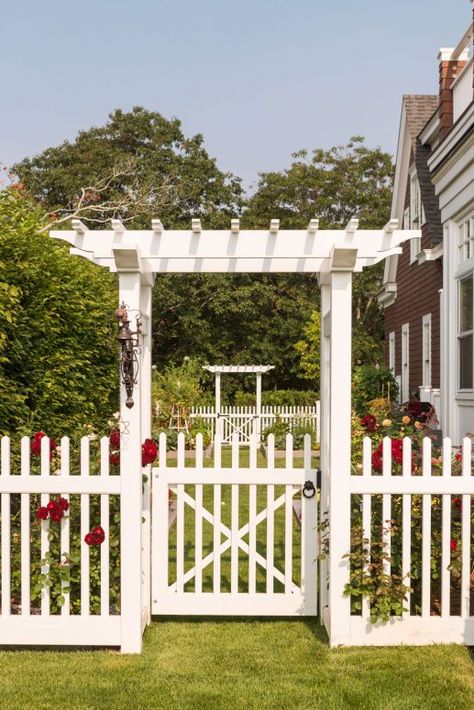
[0,619,473,709]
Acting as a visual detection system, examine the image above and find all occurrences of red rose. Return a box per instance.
[450,539,458,552]
[455,451,462,462]
[361,414,377,433]
[47,500,58,512]
[376,438,403,465]
[453,497,462,510]
[92,526,105,544]
[109,453,120,466]
[85,526,105,545]
[371,451,383,473]
[50,510,63,522]
[31,432,57,457]
[109,430,120,449]
[58,497,69,511]
[141,438,158,466]
[35,506,49,520]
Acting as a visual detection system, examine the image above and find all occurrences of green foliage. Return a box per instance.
[352,364,399,415]
[262,418,316,449]
[152,358,204,425]
[343,522,411,623]
[244,137,393,375]
[0,190,118,436]
[233,389,318,406]
[294,311,320,386]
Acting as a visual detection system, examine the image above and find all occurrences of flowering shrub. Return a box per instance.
[344,398,470,622]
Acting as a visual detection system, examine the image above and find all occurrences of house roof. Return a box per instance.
[403,96,443,246]
[403,95,439,146]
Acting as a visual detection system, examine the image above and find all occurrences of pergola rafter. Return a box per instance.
[51,216,420,652]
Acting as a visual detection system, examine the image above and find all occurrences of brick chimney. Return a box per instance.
[438,48,467,139]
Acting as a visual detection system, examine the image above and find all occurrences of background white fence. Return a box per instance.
[190,404,320,444]
[333,436,474,646]
[0,435,122,647]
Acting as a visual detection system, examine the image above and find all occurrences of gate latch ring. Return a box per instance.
[302,480,316,499]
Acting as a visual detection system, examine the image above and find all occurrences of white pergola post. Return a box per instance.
[319,281,330,622]
[255,372,262,443]
[325,252,357,647]
[140,282,154,630]
[118,271,143,654]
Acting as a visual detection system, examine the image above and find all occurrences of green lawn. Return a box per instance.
[0,620,473,709]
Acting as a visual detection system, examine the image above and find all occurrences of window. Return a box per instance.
[422,314,432,387]
[409,172,423,262]
[458,214,474,262]
[458,275,473,390]
[401,323,410,402]
[389,331,395,373]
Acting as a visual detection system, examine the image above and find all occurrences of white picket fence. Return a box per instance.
[190,404,320,444]
[335,436,474,646]
[0,435,122,646]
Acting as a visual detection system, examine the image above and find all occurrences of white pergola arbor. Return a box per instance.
[203,364,275,442]
[51,216,420,652]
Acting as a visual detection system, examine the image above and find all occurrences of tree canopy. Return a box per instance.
[11,114,394,402]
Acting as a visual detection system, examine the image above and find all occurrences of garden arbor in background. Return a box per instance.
[203,364,274,443]
[47,216,418,652]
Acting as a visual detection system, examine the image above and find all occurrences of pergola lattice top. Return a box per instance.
[51,218,419,279]
[203,365,274,374]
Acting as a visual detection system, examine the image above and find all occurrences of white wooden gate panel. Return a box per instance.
[151,433,318,616]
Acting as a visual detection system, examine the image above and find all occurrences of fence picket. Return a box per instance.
[461,437,471,618]
[100,437,110,617]
[402,437,412,617]
[266,434,275,595]
[40,436,50,616]
[421,437,432,617]
[61,436,71,616]
[382,437,391,577]
[80,437,90,617]
[441,438,452,618]
[1,437,11,617]
[20,437,30,616]
[362,437,372,620]
[231,434,239,594]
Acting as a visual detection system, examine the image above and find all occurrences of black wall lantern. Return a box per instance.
[115,303,142,409]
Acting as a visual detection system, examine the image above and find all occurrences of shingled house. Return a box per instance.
[378,95,443,413]
[379,5,473,442]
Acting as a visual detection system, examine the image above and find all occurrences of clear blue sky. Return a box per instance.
[1,0,470,190]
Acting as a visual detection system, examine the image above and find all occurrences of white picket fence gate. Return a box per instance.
[190,404,320,444]
[1,431,473,650]
[152,432,318,616]
[331,436,474,646]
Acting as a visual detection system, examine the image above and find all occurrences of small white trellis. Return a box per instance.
[203,364,274,444]
[43,216,420,652]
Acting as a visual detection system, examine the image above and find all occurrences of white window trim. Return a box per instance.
[457,273,474,393]
[401,322,410,402]
[388,331,395,373]
[422,313,432,388]
[457,213,474,264]
[409,169,423,263]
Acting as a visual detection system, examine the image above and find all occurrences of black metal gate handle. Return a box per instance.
[302,480,316,499]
